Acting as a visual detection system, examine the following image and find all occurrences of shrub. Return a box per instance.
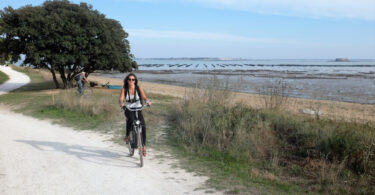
[257,79,291,110]
[170,86,375,193]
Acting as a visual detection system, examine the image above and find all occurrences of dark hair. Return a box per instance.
[123,73,138,89]
[85,73,89,78]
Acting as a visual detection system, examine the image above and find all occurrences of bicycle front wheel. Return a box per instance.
[137,127,144,167]
[128,130,135,156]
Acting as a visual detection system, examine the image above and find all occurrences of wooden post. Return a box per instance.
[184,88,187,101]
[52,94,55,104]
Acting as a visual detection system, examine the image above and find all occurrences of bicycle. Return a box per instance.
[122,104,148,167]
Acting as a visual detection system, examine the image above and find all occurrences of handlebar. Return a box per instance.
[121,104,150,112]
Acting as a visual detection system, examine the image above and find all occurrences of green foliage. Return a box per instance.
[0,69,9,84]
[35,106,105,130]
[0,0,136,88]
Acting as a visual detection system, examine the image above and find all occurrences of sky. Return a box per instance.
[1,0,375,59]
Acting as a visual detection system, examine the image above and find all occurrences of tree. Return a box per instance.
[0,0,136,88]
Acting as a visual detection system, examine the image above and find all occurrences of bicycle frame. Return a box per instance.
[123,105,145,167]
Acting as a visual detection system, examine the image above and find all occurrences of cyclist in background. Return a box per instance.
[119,73,151,156]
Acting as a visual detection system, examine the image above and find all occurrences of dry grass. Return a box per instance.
[11,68,119,119]
[51,89,117,119]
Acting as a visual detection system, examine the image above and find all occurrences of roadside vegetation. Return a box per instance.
[1,66,374,194]
[168,84,375,194]
[0,69,10,84]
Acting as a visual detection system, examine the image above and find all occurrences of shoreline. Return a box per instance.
[120,69,375,78]
[90,75,375,124]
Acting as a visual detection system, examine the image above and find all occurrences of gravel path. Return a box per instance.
[0,66,213,194]
[0,66,30,95]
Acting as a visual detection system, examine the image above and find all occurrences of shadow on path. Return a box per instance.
[0,82,30,93]
[15,140,140,168]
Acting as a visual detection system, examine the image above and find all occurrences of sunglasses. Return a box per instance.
[128,78,136,81]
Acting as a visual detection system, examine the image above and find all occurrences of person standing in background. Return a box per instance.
[74,72,88,95]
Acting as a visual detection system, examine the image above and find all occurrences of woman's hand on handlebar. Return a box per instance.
[146,100,151,107]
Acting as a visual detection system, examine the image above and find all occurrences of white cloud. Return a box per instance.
[129,29,300,44]
[187,0,375,20]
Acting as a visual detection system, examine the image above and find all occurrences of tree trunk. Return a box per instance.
[50,69,60,89]
[59,68,68,89]
[45,64,60,89]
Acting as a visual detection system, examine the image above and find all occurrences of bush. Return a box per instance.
[257,79,291,110]
[170,86,375,193]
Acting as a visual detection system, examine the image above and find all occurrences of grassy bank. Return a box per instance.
[168,88,375,194]
[0,69,10,85]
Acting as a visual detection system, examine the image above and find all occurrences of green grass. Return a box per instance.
[34,106,105,129]
[0,66,55,113]
[0,69,10,85]
[167,143,306,194]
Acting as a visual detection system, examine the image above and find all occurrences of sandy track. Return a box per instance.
[0,66,213,194]
[0,109,210,194]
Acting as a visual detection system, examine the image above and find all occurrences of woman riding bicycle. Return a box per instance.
[119,73,151,156]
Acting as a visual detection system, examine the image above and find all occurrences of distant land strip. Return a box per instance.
[138,64,375,67]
